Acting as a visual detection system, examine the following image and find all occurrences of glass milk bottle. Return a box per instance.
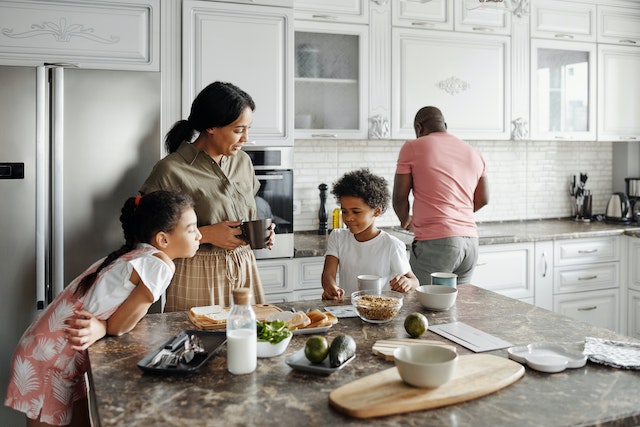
[226,288,257,375]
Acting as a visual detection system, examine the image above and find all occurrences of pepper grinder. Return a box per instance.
[318,183,328,235]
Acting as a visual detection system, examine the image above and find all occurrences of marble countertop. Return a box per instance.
[88,285,640,427]
[294,218,640,257]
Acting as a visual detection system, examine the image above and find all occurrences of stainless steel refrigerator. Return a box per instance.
[0,64,160,424]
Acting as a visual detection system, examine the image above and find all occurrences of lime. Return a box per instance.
[304,335,329,364]
[404,312,429,338]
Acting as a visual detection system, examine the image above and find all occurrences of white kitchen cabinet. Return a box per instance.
[453,0,511,35]
[392,0,454,31]
[531,0,596,42]
[256,258,295,296]
[534,240,554,310]
[294,20,368,139]
[182,0,294,146]
[293,0,368,24]
[629,290,640,339]
[554,288,620,332]
[391,28,510,140]
[552,237,623,333]
[392,0,510,35]
[473,242,535,304]
[530,39,596,141]
[628,237,640,338]
[597,44,640,142]
[0,0,159,70]
[597,5,640,46]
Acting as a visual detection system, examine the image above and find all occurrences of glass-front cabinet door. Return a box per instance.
[294,21,368,139]
[530,40,596,141]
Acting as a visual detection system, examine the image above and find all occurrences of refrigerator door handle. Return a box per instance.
[51,66,65,298]
[35,66,46,309]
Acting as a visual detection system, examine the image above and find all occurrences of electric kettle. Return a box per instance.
[605,192,631,223]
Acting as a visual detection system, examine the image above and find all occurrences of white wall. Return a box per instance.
[293,138,613,232]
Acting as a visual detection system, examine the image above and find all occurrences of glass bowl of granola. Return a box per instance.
[350,290,404,324]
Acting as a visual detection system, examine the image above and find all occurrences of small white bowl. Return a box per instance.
[256,333,292,358]
[416,285,458,311]
[393,344,458,388]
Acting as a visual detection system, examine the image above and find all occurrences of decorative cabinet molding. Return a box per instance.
[183,0,294,146]
[0,0,159,70]
[293,0,369,24]
[392,29,510,140]
[597,44,640,141]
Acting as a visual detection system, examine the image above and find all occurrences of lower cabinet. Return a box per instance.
[473,243,535,304]
[257,257,324,303]
[554,289,620,332]
[628,237,640,339]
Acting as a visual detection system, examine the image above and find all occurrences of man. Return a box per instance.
[392,106,489,285]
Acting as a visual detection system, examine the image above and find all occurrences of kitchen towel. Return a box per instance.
[583,336,640,370]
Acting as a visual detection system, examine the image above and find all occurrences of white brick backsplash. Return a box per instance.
[292,139,613,231]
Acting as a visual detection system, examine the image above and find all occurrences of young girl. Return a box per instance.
[4,191,201,427]
[321,169,419,300]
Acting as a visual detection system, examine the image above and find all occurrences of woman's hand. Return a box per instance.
[65,309,107,351]
[267,222,276,250]
[199,221,245,250]
[322,284,344,300]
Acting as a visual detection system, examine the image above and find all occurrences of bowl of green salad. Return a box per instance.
[256,320,292,358]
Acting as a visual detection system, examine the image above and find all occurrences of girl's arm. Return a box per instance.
[65,310,107,351]
[321,255,344,300]
[390,271,420,293]
[105,268,154,336]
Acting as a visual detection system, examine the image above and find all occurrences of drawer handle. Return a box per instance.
[554,33,574,40]
[312,14,339,21]
[577,249,598,254]
[310,133,338,138]
[577,306,597,311]
[578,275,598,281]
[619,39,637,45]
[411,21,435,27]
[476,262,487,267]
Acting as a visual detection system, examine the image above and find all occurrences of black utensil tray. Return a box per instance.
[137,329,226,374]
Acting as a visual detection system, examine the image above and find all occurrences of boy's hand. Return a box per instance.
[390,275,413,293]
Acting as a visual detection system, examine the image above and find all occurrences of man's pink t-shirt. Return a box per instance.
[396,132,486,241]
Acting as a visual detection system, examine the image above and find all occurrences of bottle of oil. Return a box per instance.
[332,208,342,229]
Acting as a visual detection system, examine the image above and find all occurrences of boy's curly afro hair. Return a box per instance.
[331,168,390,213]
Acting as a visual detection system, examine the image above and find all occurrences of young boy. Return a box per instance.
[321,169,419,300]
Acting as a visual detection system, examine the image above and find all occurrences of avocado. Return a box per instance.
[329,334,356,368]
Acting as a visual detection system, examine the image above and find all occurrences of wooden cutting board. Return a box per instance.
[372,339,457,361]
[188,304,283,330]
[329,354,524,419]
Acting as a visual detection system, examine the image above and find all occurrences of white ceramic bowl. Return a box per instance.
[351,290,404,323]
[416,285,458,311]
[394,344,458,388]
[256,333,292,358]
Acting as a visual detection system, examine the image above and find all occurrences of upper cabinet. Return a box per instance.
[530,39,596,141]
[392,0,510,35]
[183,0,294,146]
[293,0,368,24]
[392,0,454,31]
[294,20,368,139]
[597,44,640,141]
[531,0,596,42]
[0,0,159,70]
[598,5,640,46]
[391,29,510,140]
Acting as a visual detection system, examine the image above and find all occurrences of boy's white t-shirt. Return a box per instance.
[325,228,411,295]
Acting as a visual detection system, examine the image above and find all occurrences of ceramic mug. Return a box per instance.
[357,274,384,292]
[430,272,458,288]
[240,218,272,249]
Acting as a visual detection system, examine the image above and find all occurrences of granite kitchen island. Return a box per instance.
[88,285,640,427]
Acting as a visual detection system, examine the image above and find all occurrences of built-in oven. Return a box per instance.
[243,146,294,259]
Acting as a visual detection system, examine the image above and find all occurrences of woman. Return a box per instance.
[140,81,270,311]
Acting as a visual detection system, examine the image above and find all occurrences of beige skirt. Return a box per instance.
[164,244,265,312]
